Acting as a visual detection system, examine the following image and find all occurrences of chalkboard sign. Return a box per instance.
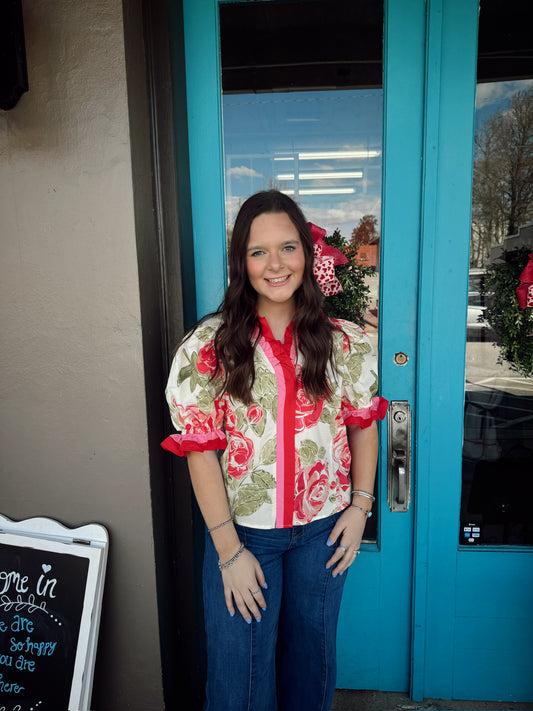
[0,515,108,711]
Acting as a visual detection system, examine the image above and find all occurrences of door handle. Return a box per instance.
[387,401,411,512]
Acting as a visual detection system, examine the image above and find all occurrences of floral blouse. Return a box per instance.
[162,315,388,529]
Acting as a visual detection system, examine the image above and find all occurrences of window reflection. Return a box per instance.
[222,89,382,348]
[220,3,383,540]
[461,60,533,544]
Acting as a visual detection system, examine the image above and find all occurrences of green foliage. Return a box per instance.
[322,229,375,329]
[482,247,533,377]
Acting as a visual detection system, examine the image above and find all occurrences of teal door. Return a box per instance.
[178,0,533,701]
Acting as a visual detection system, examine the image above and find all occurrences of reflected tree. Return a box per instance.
[471,88,533,267]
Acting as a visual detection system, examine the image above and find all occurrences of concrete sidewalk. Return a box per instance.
[331,690,533,711]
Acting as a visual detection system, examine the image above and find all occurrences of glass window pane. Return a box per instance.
[460,0,533,546]
[220,1,383,540]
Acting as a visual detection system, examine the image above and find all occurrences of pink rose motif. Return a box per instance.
[177,404,213,434]
[225,404,238,431]
[246,404,264,424]
[227,435,255,479]
[294,462,330,523]
[332,430,351,489]
[196,342,217,375]
[294,387,324,432]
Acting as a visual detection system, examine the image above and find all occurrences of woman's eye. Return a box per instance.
[250,250,264,258]
[283,245,295,252]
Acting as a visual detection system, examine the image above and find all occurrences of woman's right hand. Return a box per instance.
[221,547,267,623]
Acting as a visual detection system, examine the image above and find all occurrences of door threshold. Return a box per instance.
[332,690,533,711]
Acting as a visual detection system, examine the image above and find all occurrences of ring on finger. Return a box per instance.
[338,545,348,553]
[251,588,261,595]
[353,548,360,556]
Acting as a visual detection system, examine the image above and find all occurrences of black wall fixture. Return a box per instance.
[0,0,29,110]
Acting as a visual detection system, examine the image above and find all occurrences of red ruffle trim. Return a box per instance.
[161,431,228,457]
[343,396,389,429]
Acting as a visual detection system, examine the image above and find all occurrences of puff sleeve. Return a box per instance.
[335,319,388,429]
[161,321,227,456]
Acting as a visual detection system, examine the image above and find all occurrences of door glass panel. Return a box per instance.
[220,0,383,539]
[460,0,533,546]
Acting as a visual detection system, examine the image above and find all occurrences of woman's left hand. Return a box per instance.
[325,505,369,576]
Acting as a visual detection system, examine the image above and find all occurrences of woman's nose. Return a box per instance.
[267,251,281,270]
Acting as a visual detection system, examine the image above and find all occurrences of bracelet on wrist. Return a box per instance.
[208,516,232,533]
[218,542,245,571]
[350,503,372,518]
[351,489,376,502]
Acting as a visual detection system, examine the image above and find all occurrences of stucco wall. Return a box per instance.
[0,1,164,708]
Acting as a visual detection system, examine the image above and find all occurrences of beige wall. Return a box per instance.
[0,1,164,707]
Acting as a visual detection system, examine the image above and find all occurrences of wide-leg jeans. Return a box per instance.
[203,512,348,711]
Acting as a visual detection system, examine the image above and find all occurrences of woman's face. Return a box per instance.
[245,211,306,313]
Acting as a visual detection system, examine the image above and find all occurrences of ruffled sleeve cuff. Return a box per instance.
[343,396,389,429]
[161,430,228,457]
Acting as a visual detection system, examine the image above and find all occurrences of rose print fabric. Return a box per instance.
[162,315,388,529]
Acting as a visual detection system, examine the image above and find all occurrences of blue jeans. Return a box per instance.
[203,512,348,711]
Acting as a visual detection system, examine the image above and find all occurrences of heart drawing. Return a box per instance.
[42,564,52,574]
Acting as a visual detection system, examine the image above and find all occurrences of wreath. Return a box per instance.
[482,246,533,377]
[322,229,375,329]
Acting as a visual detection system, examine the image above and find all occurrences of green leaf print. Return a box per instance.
[189,352,199,391]
[346,341,371,383]
[261,438,277,465]
[299,439,319,466]
[178,364,193,386]
[259,394,277,422]
[319,407,336,427]
[197,389,215,413]
[369,370,378,396]
[250,417,266,438]
[233,485,271,517]
[195,326,216,342]
[250,469,276,489]
[254,365,278,419]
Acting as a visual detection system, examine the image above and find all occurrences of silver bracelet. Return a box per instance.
[208,517,232,533]
[350,504,372,518]
[218,542,245,571]
[352,489,376,502]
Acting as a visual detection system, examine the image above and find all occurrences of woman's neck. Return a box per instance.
[257,301,295,343]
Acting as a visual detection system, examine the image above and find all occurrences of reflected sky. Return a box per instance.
[223,90,383,239]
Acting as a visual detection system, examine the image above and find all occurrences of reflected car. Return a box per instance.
[467,268,492,339]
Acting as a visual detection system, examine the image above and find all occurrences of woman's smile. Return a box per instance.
[246,211,305,312]
[265,275,291,285]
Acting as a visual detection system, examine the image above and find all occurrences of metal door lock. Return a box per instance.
[387,401,412,512]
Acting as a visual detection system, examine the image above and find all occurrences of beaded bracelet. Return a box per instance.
[208,517,232,533]
[352,489,376,502]
[350,503,372,518]
[218,542,245,571]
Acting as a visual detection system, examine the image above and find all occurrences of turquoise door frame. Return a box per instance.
[412,0,478,699]
[179,0,533,701]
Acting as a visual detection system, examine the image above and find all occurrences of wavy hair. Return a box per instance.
[212,190,340,404]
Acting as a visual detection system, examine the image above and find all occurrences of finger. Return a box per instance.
[325,542,350,570]
[332,547,360,576]
[253,564,268,609]
[250,585,266,612]
[254,562,268,592]
[245,590,264,621]
[236,590,265,623]
[326,522,343,548]
[224,587,236,618]
[234,593,254,624]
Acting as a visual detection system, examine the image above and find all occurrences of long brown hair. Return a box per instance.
[213,190,340,404]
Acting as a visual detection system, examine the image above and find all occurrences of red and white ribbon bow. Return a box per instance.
[308,222,348,296]
[516,252,533,308]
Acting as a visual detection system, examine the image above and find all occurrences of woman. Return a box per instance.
[162,190,387,711]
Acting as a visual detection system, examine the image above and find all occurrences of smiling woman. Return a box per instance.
[162,189,387,711]
[246,212,305,327]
